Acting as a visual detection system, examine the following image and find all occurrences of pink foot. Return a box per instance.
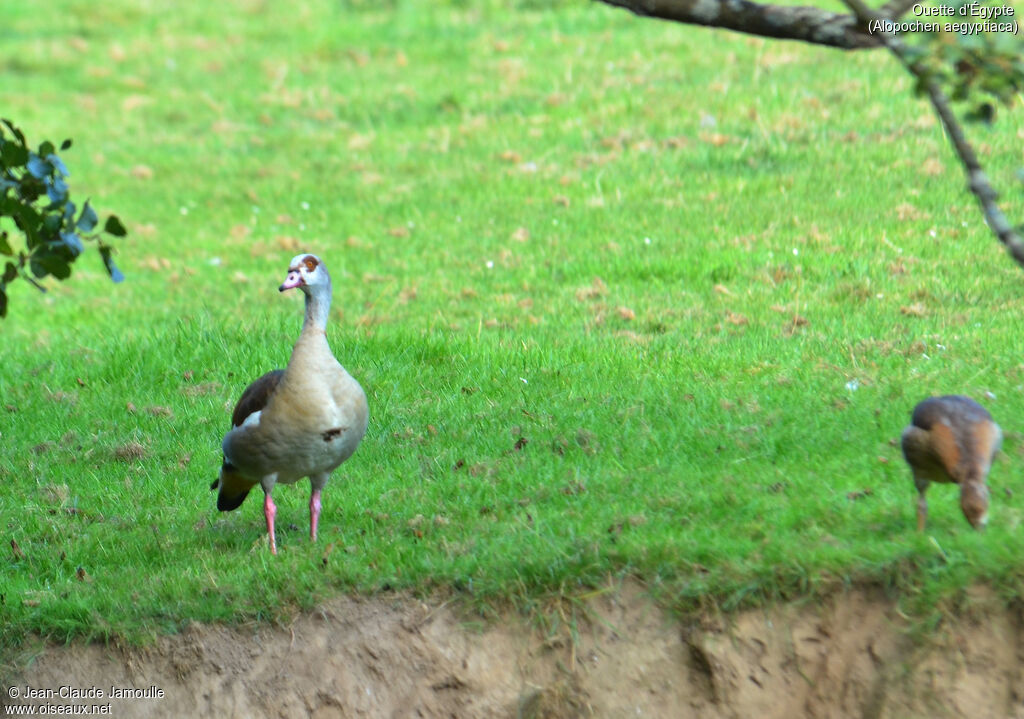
[264,492,278,554]
[310,489,322,542]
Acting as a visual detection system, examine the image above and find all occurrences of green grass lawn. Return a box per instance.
[2,0,1024,655]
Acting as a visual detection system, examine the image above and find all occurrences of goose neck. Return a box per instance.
[302,285,331,332]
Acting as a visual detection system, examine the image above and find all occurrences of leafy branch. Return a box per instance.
[0,119,126,319]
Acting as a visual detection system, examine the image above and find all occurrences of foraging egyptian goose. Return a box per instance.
[900,395,1001,531]
[211,254,368,553]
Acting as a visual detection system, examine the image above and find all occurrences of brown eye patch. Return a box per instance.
[302,255,319,272]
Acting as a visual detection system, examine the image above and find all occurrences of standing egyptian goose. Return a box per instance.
[211,254,368,554]
[900,395,1000,531]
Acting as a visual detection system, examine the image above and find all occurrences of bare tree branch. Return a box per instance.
[877,0,919,20]
[597,0,1024,269]
[595,0,881,50]
[840,0,1024,268]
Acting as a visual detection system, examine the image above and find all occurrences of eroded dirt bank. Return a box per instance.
[6,584,1024,718]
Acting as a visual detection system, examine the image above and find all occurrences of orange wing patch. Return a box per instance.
[967,420,1001,474]
[928,422,961,481]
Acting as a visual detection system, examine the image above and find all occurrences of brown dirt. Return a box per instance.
[6,584,1024,718]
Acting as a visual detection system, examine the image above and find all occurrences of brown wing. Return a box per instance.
[901,425,953,482]
[969,420,1002,467]
[910,395,993,432]
[231,369,285,428]
[906,395,997,482]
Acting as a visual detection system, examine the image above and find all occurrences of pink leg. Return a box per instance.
[309,489,322,542]
[264,492,278,555]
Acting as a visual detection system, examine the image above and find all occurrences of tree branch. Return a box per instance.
[840,0,1024,269]
[596,0,1024,269]
[877,0,919,20]
[595,0,882,50]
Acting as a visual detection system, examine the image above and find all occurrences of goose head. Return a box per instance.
[279,254,331,295]
[960,481,990,530]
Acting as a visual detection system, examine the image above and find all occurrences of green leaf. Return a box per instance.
[29,256,49,279]
[46,176,69,205]
[17,176,44,204]
[38,141,55,157]
[1,119,27,147]
[60,232,84,258]
[33,254,71,280]
[99,245,125,283]
[42,213,62,238]
[0,141,28,167]
[26,155,49,179]
[47,154,69,177]
[60,138,72,151]
[0,231,11,256]
[52,260,71,280]
[77,201,98,233]
[104,215,127,237]
[0,287,6,318]
[11,203,43,249]
[3,261,16,284]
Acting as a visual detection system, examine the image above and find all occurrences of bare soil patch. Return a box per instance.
[6,584,1024,718]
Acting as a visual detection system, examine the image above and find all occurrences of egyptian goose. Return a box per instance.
[211,254,368,554]
[900,395,1001,531]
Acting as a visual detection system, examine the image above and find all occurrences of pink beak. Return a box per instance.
[279,269,303,292]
